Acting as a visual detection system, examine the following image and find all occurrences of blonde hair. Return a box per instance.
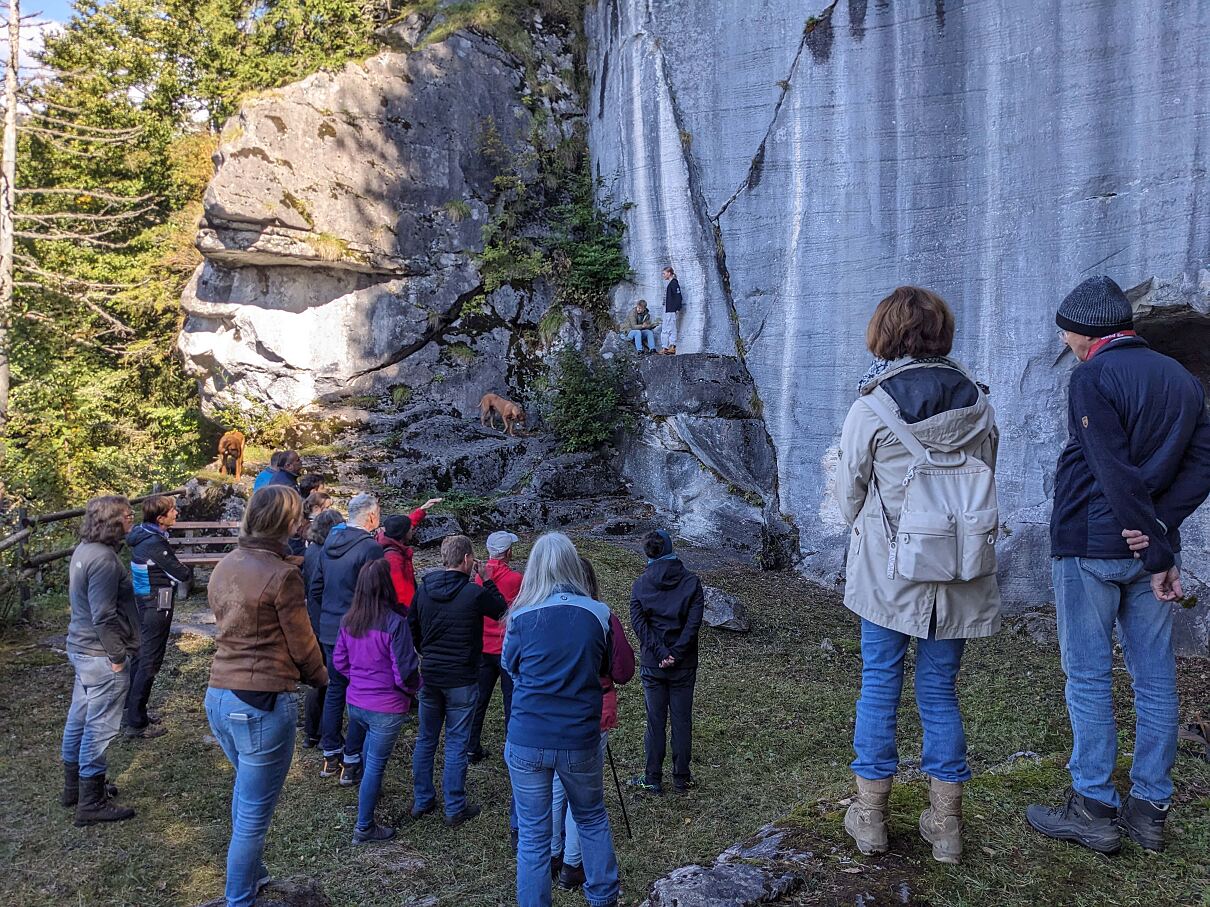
[241,486,302,543]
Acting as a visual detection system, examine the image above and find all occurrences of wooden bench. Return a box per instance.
[170,521,240,566]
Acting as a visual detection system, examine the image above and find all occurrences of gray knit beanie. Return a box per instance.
[1055,275,1133,338]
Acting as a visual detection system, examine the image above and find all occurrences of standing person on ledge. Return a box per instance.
[1027,276,1210,854]
[124,494,193,740]
[408,535,507,827]
[837,286,999,865]
[659,266,682,355]
[629,529,704,796]
[61,496,140,826]
[205,486,328,907]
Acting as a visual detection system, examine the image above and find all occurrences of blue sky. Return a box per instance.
[31,0,76,23]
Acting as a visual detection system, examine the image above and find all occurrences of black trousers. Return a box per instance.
[468,653,513,757]
[642,665,697,785]
[124,597,174,729]
[303,683,327,742]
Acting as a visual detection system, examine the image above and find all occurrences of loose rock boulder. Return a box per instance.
[703,585,751,633]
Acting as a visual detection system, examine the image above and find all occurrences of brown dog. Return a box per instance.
[479,393,526,437]
[217,430,246,481]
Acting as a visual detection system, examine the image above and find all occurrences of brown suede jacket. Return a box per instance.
[208,537,328,692]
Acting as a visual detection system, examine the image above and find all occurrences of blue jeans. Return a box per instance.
[348,705,406,833]
[320,642,365,762]
[626,328,656,351]
[508,742,620,907]
[61,652,129,777]
[1053,556,1178,806]
[852,618,970,783]
[552,731,610,865]
[205,688,297,907]
[412,682,479,817]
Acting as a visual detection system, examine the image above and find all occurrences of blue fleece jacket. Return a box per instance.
[502,589,613,751]
[1051,336,1210,572]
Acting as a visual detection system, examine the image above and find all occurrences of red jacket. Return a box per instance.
[480,558,523,655]
[376,508,426,611]
[600,611,636,731]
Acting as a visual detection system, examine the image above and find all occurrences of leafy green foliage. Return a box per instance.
[4,0,380,507]
[545,346,629,452]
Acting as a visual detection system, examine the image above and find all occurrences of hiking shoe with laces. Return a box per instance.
[1026,791,1120,854]
[627,777,663,796]
[1117,795,1168,852]
[353,823,396,844]
[409,802,437,821]
[444,803,482,828]
[125,724,168,740]
[673,777,696,796]
[320,754,341,778]
[339,761,363,787]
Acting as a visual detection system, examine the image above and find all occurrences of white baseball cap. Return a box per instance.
[486,531,520,557]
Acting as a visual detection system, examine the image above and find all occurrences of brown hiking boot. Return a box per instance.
[74,774,135,826]
[844,776,891,855]
[919,778,963,864]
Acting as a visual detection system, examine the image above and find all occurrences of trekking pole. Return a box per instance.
[605,742,633,840]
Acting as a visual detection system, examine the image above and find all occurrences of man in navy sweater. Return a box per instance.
[1028,276,1210,855]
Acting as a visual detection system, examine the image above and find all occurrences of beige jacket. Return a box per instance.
[837,360,1001,639]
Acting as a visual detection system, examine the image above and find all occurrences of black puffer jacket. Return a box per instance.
[630,557,704,670]
[408,570,507,688]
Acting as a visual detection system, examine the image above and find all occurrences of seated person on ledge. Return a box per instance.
[620,299,659,353]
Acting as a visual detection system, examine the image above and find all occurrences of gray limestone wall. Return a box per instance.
[587,0,1210,650]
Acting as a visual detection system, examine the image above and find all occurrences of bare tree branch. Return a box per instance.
[24,111,143,138]
[15,187,156,204]
[15,278,136,335]
[22,125,140,145]
[15,204,158,223]
[19,310,127,355]
[13,253,148,291]
[14,229,133,248]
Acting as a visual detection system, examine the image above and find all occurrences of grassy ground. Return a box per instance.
[1,538,1207,906]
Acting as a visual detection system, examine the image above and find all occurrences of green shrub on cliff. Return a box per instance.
[545,346,630,453]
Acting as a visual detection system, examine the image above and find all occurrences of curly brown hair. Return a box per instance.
[866,286,955,360]
[79,496,131,546]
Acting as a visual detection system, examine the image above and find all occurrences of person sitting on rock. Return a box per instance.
[620,299,659,353]
[629,529,704,795]
[376,498,443,613]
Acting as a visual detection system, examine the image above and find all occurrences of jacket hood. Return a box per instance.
[642,557,688,591]
[126,523,161,547]
[863,359,994,452]
[422,568,470,602]
[324,525,375,558]
[377,533,409,556]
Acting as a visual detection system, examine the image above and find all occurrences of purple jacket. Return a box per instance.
[333,612,421,714]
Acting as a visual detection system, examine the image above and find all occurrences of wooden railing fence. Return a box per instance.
[0,485,238,619]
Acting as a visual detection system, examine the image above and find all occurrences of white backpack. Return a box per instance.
[862,392,999,583]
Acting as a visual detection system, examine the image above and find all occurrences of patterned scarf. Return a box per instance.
[855,356,950,394]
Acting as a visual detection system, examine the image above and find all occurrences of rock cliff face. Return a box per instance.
[587,0,1210,649]
[178,19,576,414]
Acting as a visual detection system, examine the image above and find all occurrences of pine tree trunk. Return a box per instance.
[0,0,19,431]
